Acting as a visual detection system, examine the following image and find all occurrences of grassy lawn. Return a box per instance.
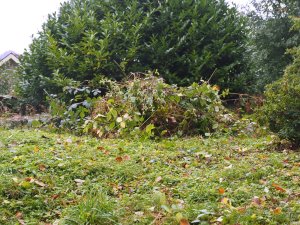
[0,128,299,224]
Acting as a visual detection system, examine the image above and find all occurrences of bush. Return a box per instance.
[262,18,300,146]
[262,74,300,145]
[18,0,248,106]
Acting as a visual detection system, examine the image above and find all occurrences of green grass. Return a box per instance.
[0,128,299,224]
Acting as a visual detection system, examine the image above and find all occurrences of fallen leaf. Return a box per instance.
[39,164,46,171]
[251,196,265,206]
[34,180,46,187]
[24,177,34,182]
[212,85,220,91]
[259,179,267,185]
[224,164,233,169]
[123,155,131,161]
[182,163,189,168]
[237,207,246,213]
[272,183,286,192]
[134,211,144,216]
[155,176,162,183]
[98,146,110,155]
[218,187,225,195]
[16,212,25,225]
[215,216,223,222]
[52,194,60,200]
[97,146,105,151]
[221,197,230,205]
[273,207,282,215]
[180,218,190,225]
[16,212,23,218]
[66,138,72,143]
[74,179,85,185]
[34,145,39,152]
[115,156,123,162]
[120,121,126,128]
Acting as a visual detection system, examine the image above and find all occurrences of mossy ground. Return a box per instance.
[0,128,299,224]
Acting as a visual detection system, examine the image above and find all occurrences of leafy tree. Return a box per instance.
[0,64,18,95]
[18,0,248,106]
[246,0,300,92]
[262,17,300,146]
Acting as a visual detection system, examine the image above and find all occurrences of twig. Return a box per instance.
[113,60,127,78]
[207,68,217,83]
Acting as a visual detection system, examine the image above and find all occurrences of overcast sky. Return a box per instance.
[0,0,251,55]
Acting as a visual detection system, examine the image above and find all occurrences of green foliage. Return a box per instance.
[18,0,248,105]
[0,64,18,95]
[82,73,225,138]
[246,0,300,92]
[262,19,300,145]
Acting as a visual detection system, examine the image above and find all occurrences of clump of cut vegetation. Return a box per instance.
[49,73,229,138]
[84,73,227,138]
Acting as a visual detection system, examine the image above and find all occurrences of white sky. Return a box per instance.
[0,0,251,55]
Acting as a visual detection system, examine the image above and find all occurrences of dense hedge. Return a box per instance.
[18,0,248,106]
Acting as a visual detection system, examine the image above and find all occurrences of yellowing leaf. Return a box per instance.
[34,145,39,152]
[175,213,183,222]
[212,85,220,91]
[19,181,32,189]
[273,207,282,215]
[120,121,126,128]
[220,197,232,207]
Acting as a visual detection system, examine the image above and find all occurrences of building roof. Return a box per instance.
[0,51,19,61]
[0,50,20,66]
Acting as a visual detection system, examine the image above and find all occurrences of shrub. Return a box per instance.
[18,0,248,106]
[262,73,300,146]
